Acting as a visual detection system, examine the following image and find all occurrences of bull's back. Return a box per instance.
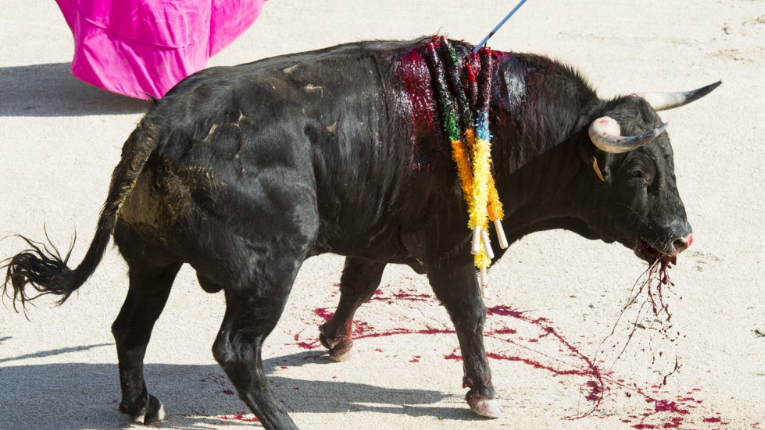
[123,40,419,260]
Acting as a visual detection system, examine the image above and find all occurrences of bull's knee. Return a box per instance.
[212,333,275,400]
[212,333,258,383]
[111,318,129,345]
[212,334,235,370]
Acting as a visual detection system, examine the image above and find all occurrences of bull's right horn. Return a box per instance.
[589,117,669,154]
[634,81,722,111]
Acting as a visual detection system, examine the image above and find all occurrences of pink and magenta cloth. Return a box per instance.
[55,0,268,99]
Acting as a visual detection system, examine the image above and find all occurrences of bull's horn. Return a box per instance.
[634,81,722,111]
[588,116,669,154]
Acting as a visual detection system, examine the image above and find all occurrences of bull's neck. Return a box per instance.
[498,135,591,226]
[394,44,601,232]
[488,53,603,236]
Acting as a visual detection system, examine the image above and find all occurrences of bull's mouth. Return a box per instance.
[633,237,677,264]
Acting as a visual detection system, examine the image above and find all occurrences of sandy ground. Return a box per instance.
[1,0,764,429]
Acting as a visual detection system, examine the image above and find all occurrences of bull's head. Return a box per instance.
[583,82,720,262]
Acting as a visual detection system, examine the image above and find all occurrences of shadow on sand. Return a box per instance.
[0,349,476,429]
[0,342,112,364]
[0,63,150,117]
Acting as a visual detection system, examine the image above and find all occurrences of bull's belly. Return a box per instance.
[118,159,428,279]
[313,217,428,274]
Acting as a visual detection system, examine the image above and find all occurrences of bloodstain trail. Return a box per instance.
[450,304,605,418]
[289,284,727,428]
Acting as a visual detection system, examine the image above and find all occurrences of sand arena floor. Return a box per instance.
[1,0,764,429]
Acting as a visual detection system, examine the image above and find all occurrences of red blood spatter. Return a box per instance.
[630,398,698,429]
[314,307,334,321]
[485,305,525,319]
[484,305,606,418]
[221,389,234,396]
[293,328,321,349]
[655,400,689,415]
[392,290,431,301]
[353,320,375,337]
[629,257,676,321]
[444,351,461,361]
[357,327,454,340]
[295,339,320,350]
[632,424,658,429]
[290,286,729,426]
[703,417,722,423]
[220,414,260,423]
[585,380,603,402]
[369,289,431,304]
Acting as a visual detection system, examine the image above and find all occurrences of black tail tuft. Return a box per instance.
[3,234,79,311]
[3,119,159,314]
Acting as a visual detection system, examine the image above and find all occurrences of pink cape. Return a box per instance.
[55,0,268,99]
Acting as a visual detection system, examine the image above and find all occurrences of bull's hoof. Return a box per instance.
[319,324,355,361]
[329,344,356,362]
[120,394,166,424]
[468,398,502,418]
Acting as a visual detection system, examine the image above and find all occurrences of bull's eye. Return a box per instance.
[629,169,650,187]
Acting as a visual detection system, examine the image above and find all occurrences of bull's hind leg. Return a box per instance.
[212,243,313,430]
[427,260,502,419]
[111,260,183,423]
[319,257,386,361]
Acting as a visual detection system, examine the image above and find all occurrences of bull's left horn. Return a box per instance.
[589,116,669,154]
[635,81,722,111]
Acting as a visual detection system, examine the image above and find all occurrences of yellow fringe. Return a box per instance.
[451,138,473,206]
[450,127,505,274]
[487,175,504,222]
[469,136,491,230]
[474,245,491,270]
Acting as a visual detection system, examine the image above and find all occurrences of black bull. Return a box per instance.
[4,38,718,429]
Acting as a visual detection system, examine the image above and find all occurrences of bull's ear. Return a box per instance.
[579,143,614,183]
[592,155,606,182]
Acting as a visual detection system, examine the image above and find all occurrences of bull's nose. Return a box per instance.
[672,233,693,254]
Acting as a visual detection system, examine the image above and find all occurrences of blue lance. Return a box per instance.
[473,0,531,53]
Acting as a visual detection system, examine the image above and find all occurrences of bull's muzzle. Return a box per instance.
[667,220,693,256]
[672,233,693,255]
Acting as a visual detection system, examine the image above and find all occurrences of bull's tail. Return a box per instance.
[3,121,159,310]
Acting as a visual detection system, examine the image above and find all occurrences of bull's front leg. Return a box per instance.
[427,258,502,418]
[319,257,386,361]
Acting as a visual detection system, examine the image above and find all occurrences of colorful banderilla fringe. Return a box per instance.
[426,37,508,288]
